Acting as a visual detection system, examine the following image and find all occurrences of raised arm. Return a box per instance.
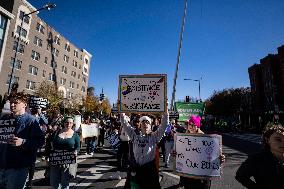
[153,111,169,142]
[120,113,135,140]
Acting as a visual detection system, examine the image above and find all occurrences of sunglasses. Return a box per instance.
[141,120,150,124]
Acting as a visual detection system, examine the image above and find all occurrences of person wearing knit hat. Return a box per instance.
[120,111,169,189]
[235,122,284,188]
[186,115,203,134]
[174,115,225,189]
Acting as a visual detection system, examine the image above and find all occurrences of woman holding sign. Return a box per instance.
[47,116,80,189]
[174,115,225,189]
[120,111,169,189]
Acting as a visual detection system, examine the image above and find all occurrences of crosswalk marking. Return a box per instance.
[115,179,126,187]
[223,133,262,144]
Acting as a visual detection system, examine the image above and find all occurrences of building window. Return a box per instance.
[79,65,82,70]
[44,57,48,64]
[28,65,38,75]
[50,61,57,68]
[81,86,86,92]
[68,92,73,99]
[74,50,78,58]
[73,60,78,68]
[59,90,64,97]
[69,81,75,88]
[36,23,45,34]
[64,55,69,63]
[33,36,42,47]
[52,47,59,57]
[77,84,79,89]
[61,66,67,74]
[71,71,76,78]
[13,41,25,54]
[60,78,66,85]
[0,14,8,57]
[84,67,88,73]
[19,11,30,24]
[48,73,55,81]
[54,36,60,45]
[31,50,40,61]
[82,75,86,83]
[10,58,22,70]
[26,80,36,90]
[85,58,89,64]
[42,70,46,77]
[16,25,27,38]
[78,74,81,79]
[65,43,70,52]
[6,75,19,85]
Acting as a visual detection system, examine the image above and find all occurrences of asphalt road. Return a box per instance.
[32,133,262,188]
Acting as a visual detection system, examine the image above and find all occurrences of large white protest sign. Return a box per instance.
[81,123,99,138]
[28,96,48,109]
[174,133,222,179]
[49,150,76,165]
[0,117,16,143]
[74,115,81,132]
[118,74,167,113]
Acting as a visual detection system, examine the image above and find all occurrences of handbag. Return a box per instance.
[68,163,78,178]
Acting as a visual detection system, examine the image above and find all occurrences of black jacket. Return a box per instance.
[235,149,284,189]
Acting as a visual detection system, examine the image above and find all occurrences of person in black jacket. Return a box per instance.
[0,92,45,189]
[235,122,284,189]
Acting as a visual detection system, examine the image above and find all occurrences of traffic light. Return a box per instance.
[185,96,190,102]
[100,93,105,101]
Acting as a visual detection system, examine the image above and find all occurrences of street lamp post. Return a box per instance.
[184,77,202,101]
[8,3,56,95]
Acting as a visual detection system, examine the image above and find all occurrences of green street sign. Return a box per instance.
[175,102,205,122]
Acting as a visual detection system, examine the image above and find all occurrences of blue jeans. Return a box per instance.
[0,167,29,189]
[50,166,70,189]
[86,137,96,154]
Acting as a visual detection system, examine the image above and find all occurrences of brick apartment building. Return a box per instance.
[0,0,92,100]
[248,45,284,114]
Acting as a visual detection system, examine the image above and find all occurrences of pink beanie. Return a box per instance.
[187,115,201,128]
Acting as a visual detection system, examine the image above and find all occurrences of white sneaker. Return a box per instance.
[115,171,121,180]
[89,152,94,156]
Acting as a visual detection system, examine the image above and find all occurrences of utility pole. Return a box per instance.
[170,0,188,111]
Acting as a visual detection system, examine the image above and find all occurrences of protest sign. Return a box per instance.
[81,123,99,138]
[118,74,167,113]
[74,115,81,132]
[105,131,120,150]
[174,133,222,179]
[175,102,205,122]
[49,150,76,166]
[0,117,16,143]
[28,96,48,109]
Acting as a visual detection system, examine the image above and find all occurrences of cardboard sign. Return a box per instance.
[49,150,76,165]
[0,118,16,144]
[118,74,167,113]
[81,123,99,138]
[29,96,49,109]
[174,133,222,179]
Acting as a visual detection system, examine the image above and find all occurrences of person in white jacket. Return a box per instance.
[120,111,169,189]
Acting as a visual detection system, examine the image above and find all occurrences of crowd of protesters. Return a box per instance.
[0,91,283,189]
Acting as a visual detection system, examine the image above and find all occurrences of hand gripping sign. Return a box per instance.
[118,74,167,113]
[174,133,222,179]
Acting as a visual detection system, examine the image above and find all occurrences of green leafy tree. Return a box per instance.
[34,81,63,113]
